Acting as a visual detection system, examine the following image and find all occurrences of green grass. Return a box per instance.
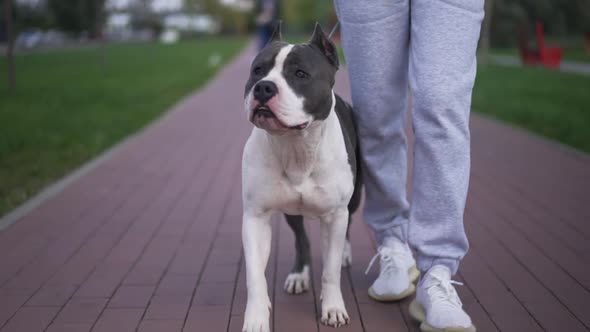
[472,64,590,153]
[493,47,590,63]
[560,49,590,63]
[0,38,246,217]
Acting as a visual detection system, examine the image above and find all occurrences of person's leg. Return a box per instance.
[335,0,418,301]
[408,0,484,276]
[334,0,410,246]
[407,1,483,330]
[257,25,272,51]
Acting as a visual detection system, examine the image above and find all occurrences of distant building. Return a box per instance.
[163,14,220,34]
[106,0,183,12]
[105,0,220,38]
[16,0,46,6]
[220,0,254,12]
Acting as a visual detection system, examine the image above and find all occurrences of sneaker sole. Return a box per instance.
[367,265,421,302]
[409,299,477,332]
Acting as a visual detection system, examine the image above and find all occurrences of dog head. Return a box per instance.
[244,22,339,135]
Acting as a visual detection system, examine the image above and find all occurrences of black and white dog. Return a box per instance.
[241,23,362,332]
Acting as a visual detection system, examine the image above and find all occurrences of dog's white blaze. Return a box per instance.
[271,44,293,73]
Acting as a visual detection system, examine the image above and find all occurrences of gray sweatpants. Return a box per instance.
[335,0,484,275]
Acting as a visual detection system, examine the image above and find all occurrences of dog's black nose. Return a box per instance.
[253,81,278,104]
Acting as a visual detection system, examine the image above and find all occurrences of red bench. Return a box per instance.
[518,22,563,69]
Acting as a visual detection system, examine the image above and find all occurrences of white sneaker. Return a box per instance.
[409,265,476,332]
[365,237,420,301]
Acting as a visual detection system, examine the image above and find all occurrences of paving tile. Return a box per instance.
[154,274,198,297]
[207,249,242,266]
[168,252,206,275]
[45,323,93,332]
[0,287,37,297]
[122,267,164,285]
[227,315,244,332]
[26,284,77,307]
[200,264,239,283]
[108,285,155,308]
[0,295,29,327]
[53,298,108,324]
[137,320,183,332]
[74,263,130,298]
[0,306,59,332]
[193,282,234,306]
[91,308,143,332]
[135,235,182,269]
[144,295,191,320]
[183,305,229,332]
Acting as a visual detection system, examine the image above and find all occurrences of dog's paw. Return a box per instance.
[242,300,270,332]
[321,303,350,327]
[320,289,349,327]
[341,239,352,268]
[284,265,310,294]
[242,317,270,332]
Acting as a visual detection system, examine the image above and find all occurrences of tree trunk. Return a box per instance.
[479,0,494,66]
[94,0,106,70]
[5,0,16,90]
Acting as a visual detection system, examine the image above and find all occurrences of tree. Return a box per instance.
[130,0,162,36]
[490,0,590,47]
[479,0,494,65]
[282,0,316,33]
[4,0,16,91]
[14,3,55,31]
[196,0,250,34]
[47,0,105,36]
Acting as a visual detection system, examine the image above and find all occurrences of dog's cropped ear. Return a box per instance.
[268,20,283,44]
[309,22,339,69]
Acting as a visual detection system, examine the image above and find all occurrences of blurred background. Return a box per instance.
[1,0,589,53]
[0,0,589,217]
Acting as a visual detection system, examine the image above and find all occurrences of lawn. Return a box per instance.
[472,64,590,153]
[0,38,246,217]
[492,47,590,63]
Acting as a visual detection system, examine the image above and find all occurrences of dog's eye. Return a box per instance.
[295,69,309,79]
[253,67,263,75]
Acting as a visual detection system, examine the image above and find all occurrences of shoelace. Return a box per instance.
[364,246,406,275]
[426,273,464,308]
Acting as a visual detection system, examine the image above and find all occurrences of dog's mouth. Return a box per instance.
[251,106,309,131]
[253,106,275,119]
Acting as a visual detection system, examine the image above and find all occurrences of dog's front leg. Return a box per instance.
[319,207,350,327]
[242,211,272,332]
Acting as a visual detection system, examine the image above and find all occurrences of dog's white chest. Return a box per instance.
[279,165,351,216]
[242,110,354,218]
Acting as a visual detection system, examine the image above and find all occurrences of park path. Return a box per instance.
[0,44,589,332]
